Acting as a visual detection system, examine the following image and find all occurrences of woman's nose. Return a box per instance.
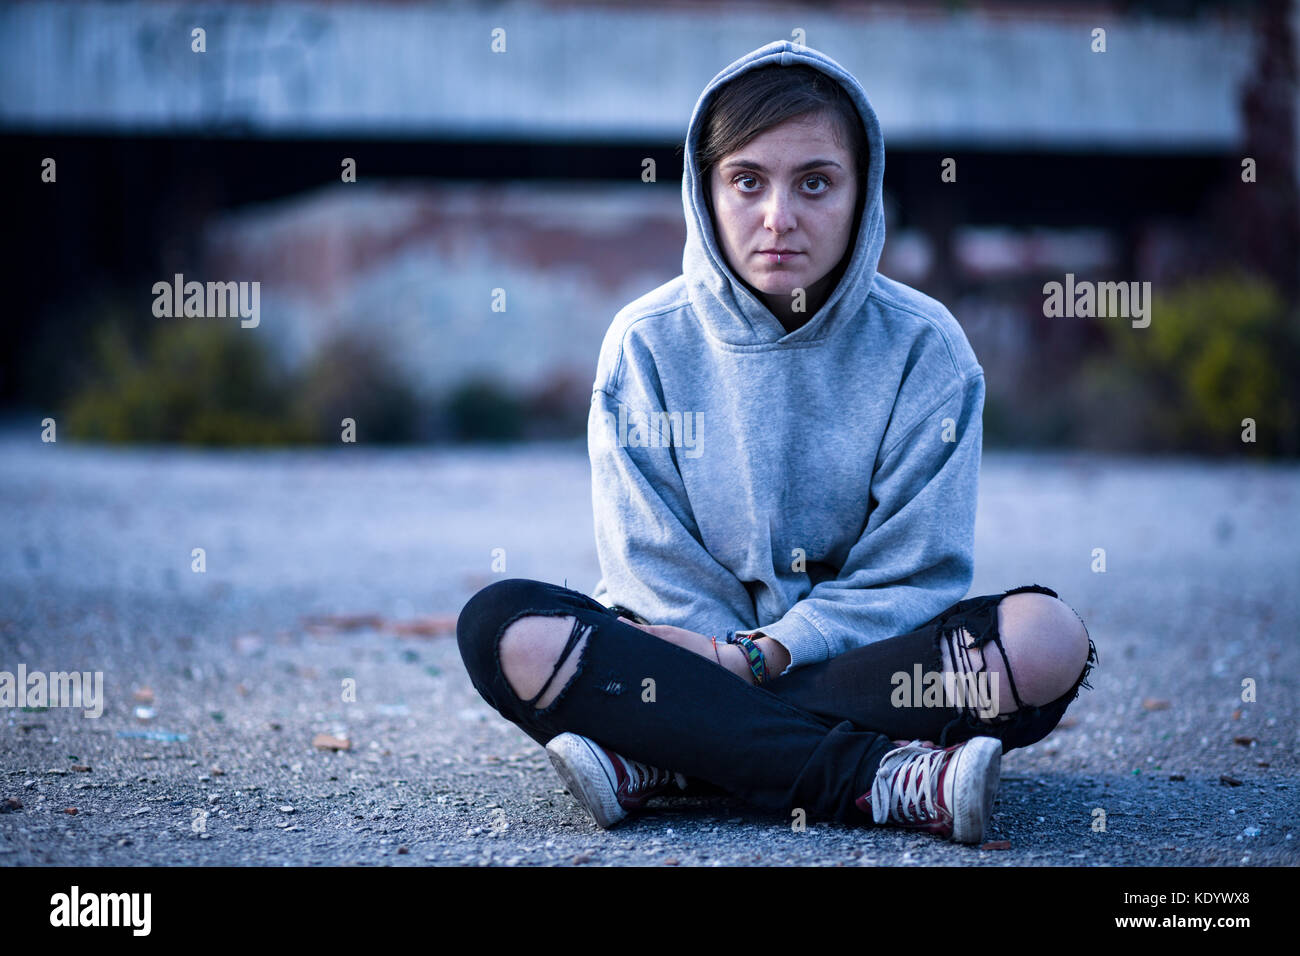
[763,190,797,233]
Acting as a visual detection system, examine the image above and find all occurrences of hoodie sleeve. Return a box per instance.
[588,384,756,636]
[747,369,985,675]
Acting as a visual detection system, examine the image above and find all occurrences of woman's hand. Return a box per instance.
[616,617,756,682]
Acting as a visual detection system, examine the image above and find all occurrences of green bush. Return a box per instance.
[1079,272,1299,456]
[446,378,526,442]
[63,318,437,445]
[288,332,421,443]
[64,321,310,445]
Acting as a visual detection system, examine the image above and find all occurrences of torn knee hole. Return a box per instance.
[940,625,1021,723]
[526,618,593,713]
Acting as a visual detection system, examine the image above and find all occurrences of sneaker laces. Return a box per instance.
[617,755,676,795]
[871,741,952,826]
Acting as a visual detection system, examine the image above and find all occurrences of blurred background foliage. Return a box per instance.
[65,318,308,445]
[62,268,1297,455]
[61,318,589,446]
[1073,271,1299,456]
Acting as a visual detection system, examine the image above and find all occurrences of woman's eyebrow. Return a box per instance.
[720,158,843,173]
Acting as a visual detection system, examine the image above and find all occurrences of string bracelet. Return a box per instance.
[726,633,770,685]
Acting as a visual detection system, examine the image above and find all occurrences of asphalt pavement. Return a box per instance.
[2,431,1296,866]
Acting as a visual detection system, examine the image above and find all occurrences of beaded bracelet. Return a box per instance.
[726,633,770,685]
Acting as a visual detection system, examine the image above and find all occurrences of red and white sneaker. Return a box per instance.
[856,736,1002,844]
[545,732,687,829]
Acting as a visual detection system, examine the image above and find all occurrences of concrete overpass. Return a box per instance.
[0,0,1264,151]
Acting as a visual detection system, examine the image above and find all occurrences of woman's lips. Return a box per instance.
[758,251,803,263]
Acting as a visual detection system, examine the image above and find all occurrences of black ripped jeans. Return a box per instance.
[455,578,1097,824]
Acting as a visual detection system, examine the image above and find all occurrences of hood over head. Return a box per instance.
[681,40,886,346]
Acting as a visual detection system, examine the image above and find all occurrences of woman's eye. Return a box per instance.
[730,173,829,193]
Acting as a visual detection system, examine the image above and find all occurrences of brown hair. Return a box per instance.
[695,64,868,190]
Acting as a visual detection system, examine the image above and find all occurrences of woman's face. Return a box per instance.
[708,111,858,311]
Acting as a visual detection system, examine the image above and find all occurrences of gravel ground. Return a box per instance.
[1,429,1297,866]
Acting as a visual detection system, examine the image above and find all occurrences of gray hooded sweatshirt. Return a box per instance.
[588,40,984,676]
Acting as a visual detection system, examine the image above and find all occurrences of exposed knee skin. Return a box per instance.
[941,592,1091,720]
[499,614,589,711]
